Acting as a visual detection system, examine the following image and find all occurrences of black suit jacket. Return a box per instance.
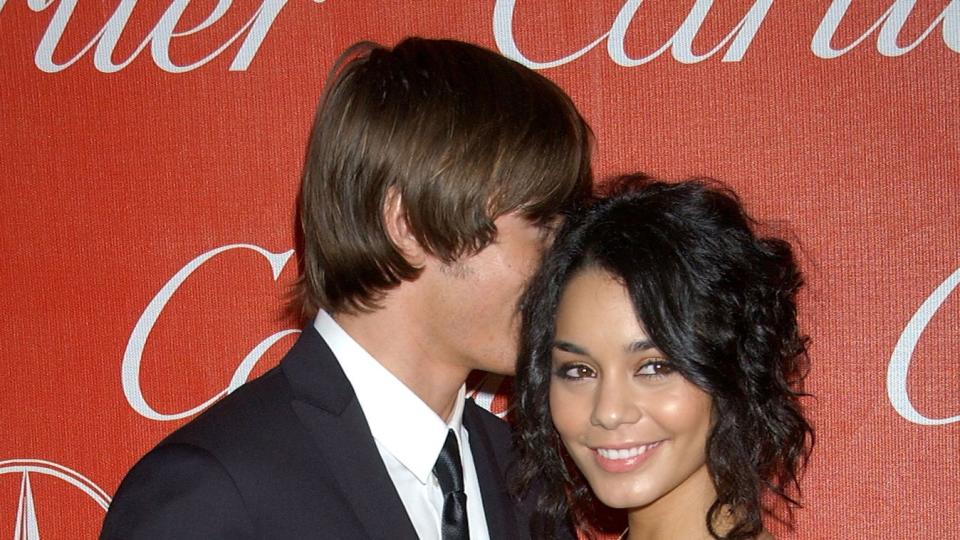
[101,326,542,539]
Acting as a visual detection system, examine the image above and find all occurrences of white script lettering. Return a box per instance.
[493,0,773,68]
[122,243,298,421]
[495,0,959,68]
[26,0,287,73]
[886,266,960,425]
[812,0,959,58]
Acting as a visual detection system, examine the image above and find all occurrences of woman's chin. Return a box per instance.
[591,487,656,511]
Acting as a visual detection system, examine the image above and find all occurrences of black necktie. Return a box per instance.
[433,429,469,540]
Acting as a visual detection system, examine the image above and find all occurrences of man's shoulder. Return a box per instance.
[102,359,361,538]
[101,370,292,539]
[163,365,294,452]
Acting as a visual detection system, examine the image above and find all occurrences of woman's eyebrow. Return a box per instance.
[553,340,588,355]
[626,339,655,353]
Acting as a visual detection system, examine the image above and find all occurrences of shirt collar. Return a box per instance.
[314,311,465,484]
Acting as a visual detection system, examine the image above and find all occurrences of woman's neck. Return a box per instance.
[626,464,717,540]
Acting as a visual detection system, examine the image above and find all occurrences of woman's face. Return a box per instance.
[549,268,713,510]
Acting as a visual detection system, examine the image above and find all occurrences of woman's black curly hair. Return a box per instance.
[513,175,813,539]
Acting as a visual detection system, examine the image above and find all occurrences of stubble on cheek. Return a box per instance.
[439,259,475,279]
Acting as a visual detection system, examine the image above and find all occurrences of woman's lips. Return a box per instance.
[592,440,664,473]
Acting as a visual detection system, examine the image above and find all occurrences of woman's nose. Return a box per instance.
[590,376,642,429]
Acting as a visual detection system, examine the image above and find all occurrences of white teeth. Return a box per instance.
[596,442,659,460]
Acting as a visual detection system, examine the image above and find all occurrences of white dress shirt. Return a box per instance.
[315,311,491,540]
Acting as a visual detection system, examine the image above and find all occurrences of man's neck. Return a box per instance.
[333,304,471,421]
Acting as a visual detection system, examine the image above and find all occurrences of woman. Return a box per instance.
[514,175,813,539]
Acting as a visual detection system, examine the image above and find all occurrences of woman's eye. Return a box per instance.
[555,364,595,380]
[636,359,673,377]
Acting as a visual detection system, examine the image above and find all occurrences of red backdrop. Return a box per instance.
[1,1,958,538]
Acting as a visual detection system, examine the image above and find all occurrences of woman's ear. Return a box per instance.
[383,187,427,267]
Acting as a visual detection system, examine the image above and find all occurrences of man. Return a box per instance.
[101,37,591,539]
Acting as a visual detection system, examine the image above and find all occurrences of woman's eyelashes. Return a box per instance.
[554,362,596,380]
[552,358,675,380]
[636,358,674,377]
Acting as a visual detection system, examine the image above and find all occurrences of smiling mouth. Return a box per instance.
[592,441,664,472]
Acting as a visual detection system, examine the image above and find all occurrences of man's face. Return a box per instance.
[422,212,554,375]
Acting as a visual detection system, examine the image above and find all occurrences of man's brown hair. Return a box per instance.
[297,37,592,316]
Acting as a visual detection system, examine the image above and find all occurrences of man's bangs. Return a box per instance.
[490,156,590,224]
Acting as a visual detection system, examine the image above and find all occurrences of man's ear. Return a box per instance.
[383,187,427,267]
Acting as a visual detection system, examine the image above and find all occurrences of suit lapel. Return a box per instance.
[281,327,419,540]
[463,400,521,540]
